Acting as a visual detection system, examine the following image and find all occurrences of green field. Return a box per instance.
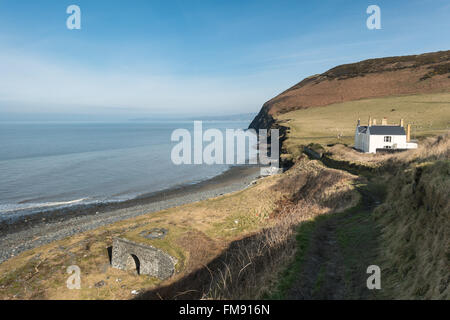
[276,92,450,158]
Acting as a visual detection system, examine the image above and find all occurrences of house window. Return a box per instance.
[384,146,392,149]
[384,136,392,142]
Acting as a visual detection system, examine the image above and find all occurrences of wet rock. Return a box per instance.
[94,280,106,288]
[139,228,168,240]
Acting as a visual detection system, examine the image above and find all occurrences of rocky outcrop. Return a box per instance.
[248,103,275,130]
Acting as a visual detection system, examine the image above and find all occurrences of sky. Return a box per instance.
[0,0,449,120]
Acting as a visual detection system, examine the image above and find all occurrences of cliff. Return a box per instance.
[249,50,450,130]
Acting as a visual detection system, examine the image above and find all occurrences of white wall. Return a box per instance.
[354,130,362,150]
[354,128,370,152]
[354,128,418,153]
[368,135,408,153]
[406,142,418,149]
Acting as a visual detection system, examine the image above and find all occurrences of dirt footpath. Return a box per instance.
[287,186,382,300]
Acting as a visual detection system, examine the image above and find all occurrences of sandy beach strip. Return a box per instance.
[0,165,261,264]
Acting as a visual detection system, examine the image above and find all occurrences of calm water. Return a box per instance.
[0,120,251,219]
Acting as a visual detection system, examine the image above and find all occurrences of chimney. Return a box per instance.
[357,118,360,126]
[382,117,387,126]
[400,119,404,127]
[368,116,372,126]
[373,118,377,125]
[406,124,411,142]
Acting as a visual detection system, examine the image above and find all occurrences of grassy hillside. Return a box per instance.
[1,51,448,300]
[250,50,450,130]
[276,92,450,159]
[1,119,447,300]
[0,157,359,300]
[0,174,283,299]
[373,135,449,299]
[248,52,450,300]
[265,133,449,300]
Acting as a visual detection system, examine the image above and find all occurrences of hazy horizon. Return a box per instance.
[0,111,258,122]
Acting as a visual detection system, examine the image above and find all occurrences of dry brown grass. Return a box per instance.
[296,134,450,300]
[203,134,449,300]
[201,157,360,299]
[3,130,446,299]
[373,134,450,299]
[326,132,450,169]
[0,174,286,300]
[0,154,359,300]
[327,144,396,167]
[387,132,450,163]
[203,202,325,300]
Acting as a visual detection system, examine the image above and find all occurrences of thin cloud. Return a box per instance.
[0,48,277,115]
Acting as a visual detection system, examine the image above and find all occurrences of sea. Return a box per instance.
[0,120,253,221]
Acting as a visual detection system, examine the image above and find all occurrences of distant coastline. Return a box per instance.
[129,112,257,122]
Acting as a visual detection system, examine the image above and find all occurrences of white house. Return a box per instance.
[354,117,418,153]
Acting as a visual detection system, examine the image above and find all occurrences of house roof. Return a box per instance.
[368,125,406,135]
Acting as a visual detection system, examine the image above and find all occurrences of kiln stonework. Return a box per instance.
[111,237,176,280]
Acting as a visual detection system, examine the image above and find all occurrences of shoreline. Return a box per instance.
[0,165,261,264]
